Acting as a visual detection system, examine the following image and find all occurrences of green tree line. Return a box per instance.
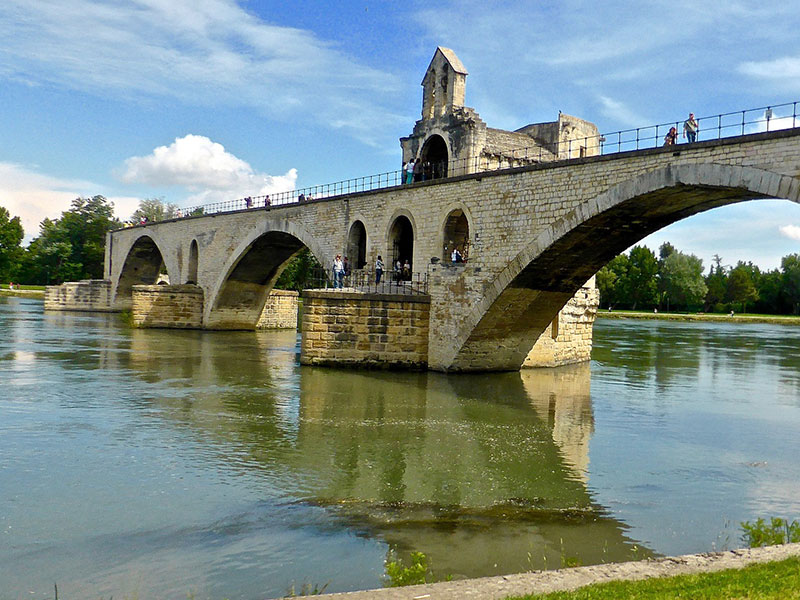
[598,243,800,315]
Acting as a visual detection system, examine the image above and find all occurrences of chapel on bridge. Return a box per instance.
[400,47,600,178]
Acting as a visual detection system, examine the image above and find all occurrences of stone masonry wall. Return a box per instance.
[523,279,599,368]
[256,289,299,329]
[300,290,429,369]
[132,284,203,328]
[44,280,115,312]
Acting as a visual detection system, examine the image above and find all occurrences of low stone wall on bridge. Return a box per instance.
[132,284,204,328]
[44,280,115,312]
[256,289,299,329]
[523,280,599,368]
[300,289,430,369]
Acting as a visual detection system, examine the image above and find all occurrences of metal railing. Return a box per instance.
[132,100,799,223]
[301,267,428,295]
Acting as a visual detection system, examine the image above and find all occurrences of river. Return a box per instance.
[1,297,799,599]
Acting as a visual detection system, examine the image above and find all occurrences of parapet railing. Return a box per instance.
[301,267,428,295]
[132,100,799,223]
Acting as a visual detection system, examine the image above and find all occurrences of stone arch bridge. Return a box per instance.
[105,129,800,371]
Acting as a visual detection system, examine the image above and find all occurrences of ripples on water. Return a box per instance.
[1,297,799,599]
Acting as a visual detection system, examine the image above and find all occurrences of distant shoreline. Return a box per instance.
[597,310,800,326]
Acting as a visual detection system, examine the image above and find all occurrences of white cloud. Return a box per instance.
[119,134,297,206]
[780,224,800,241]
[0,162,139,241]
[0,0,404,142]
[739,56,800,81]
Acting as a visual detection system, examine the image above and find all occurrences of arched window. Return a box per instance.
[442,209,470,263]
[388,216,414,279]
[420,135,448,180]
[187,239,199,284]
[347,221,367,269]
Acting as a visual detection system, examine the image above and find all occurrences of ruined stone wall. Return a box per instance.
[300,290,429,369]
[44,280,115,312]
[523,279,599,368]
[256,289,299,329]
[132,284,203,328]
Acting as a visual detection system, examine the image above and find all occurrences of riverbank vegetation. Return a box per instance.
[598,243,800,316]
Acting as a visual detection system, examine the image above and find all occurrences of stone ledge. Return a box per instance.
[300,543,800,600]
[302,289,431,304]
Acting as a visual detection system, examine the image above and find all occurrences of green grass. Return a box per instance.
[507,556,800,600]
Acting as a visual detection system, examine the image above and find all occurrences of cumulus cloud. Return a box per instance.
[779,224,800,241]
[120,134,297,206]
[0,0,404,142]
[0,162,138,242]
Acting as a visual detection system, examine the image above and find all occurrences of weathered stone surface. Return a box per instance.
[44,280,115,312]
[300,290,429,369]
[132,284,204,328]
[256,289,299,329]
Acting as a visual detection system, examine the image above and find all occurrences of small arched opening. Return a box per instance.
[388,215,414,280]
[442,209,470,263]
[187,240,199,284]
[420,135,448,180]
[347,221,367,269]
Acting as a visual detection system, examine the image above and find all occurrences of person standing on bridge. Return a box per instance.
[683,113,699,143]
[404,159,415,184]
[333,255,344,289]
[375,255,384,284]
[664,126,678,146]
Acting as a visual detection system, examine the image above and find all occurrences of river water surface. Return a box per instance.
[2,297,800,599]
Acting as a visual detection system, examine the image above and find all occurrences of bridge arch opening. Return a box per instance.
[442,209,470,263]
[115,235,166,309]
[389,215,414,279]
[347,220,367,269]
[420,134,448,180]
[186,239,199,284]
[208,230,313,330]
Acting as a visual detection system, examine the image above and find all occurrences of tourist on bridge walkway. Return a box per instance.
[683,112,699,142]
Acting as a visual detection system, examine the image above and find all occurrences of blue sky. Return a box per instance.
[1,0,799,270]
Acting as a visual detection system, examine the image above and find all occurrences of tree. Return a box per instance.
[20,196,120,284]
[274,248,322,290]
[624,245,659,309]
[659,250,707,311]
[782,254,800,315]
[726,263,759,313]
[705,263,728,312]
[0,206,24,282]
[596,254,629,308]
[131,197,179,223]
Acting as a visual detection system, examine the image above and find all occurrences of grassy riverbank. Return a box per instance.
[597,309,800,326]
[0,285,45,299]
[509,556,800,600]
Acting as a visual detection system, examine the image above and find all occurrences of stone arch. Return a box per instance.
[441,163,799,371]
[346,220,368,269]
[113,231,173,309]
[441,205,473,263]
[386,210,417,277]
[186,239,199,284]
[205,219,331,329]
[420,134,449,180]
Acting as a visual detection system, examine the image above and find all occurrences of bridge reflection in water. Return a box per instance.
[122,328,647,579]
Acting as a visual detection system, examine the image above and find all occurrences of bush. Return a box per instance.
[741,517,800,547]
